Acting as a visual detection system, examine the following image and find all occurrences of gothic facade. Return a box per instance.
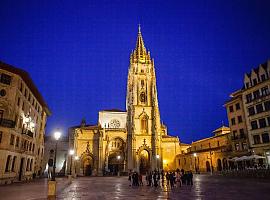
[68,28,187,176]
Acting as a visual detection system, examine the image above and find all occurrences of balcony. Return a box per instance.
[22,129,34,138]
[0,119,15,128]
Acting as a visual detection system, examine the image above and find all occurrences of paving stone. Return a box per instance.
[0,175,270,200]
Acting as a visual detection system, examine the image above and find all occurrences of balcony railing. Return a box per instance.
[0,119,15,128]
[22,129,34,138]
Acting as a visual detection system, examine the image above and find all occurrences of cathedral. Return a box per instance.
[68,27,187,176]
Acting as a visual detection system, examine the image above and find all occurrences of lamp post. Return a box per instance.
[74,156,79,177]
[193,153,197,173]
[48,129,61,198]
[117,155,121,176]
[69,149,75,175]
[156,155,160,170]
[209,151,213,175]
[52,130,61,181]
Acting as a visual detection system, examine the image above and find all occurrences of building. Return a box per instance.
[224,89,249,158]
[176,126,231,173]
[0,62,51,184]
[242,61,270,162]
[68,27,186,176]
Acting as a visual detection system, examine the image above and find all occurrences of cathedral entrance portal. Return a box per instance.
[139,150,150,174]
[82,155,94,176]
[108,152,124,175]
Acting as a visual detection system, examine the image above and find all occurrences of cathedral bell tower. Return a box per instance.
[126,26,162,172]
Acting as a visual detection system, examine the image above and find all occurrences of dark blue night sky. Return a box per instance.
[1,0,270,143]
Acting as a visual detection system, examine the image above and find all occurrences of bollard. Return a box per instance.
[48,180,56,199]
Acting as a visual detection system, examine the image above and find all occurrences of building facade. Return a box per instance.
[242,61,270,162]
[0,62,50,184]
[176,126,231,173]
[224,89,249,158]
[69,28,185,176]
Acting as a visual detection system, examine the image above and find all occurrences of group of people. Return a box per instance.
[128,169,194,188]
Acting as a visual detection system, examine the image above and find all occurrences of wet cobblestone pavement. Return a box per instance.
[0,174,270,200]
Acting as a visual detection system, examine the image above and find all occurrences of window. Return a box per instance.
[264,101,270,111]
[261,86,269,96]
[235,103,240,110]
[32,144,35,152]
[256,104,264,113]
[11,156,16,172]
[242,142,248,150]
[253,135,261,144]
[141,116,148,133]
[20,82,23,92]
[259,118,267,128]
[248,107,255,116]
[229,106,234,112]
[253,79,257,85]
[15,137,19,147]
[231,118,236,125]
[22,101,25,111]
[10,134,14,145]
[246,93,252,103]
[262,133,270,143]
[251,121,258,130]
[245,82,249,88]
[0,131,2,143]
[217,141,220,147]
[235,143,240,151]
[232,130,237,139]
[5,155,11,172]
[0,73,12,85]
[267,117,270,126]
[261,74,266,81]
[239,129,245,138]
[237,116,243,123]
[253,90,260,99]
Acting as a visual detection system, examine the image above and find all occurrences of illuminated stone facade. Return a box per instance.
[69,28,185,176]
[0,62,50,184]
[176,126,231,173]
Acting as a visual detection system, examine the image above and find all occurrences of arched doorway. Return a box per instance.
[217,159,222,171]
[107,137,125,175]
[108,153,124,175]
[139,149,150,174]
[81,154,94,176]
[222,158,228,170]
[206,161,211,172]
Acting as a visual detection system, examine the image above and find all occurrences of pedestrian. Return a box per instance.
[189,171,193,186]
[148,171,152,186]
[128,170,132,186]
[176,171,182,187]
[169,172,174,188]
[153,171,158,187]
[139,173,143,186]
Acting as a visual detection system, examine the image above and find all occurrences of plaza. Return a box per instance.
[0,174,270,200]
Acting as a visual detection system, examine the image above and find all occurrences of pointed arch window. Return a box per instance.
[141,115,148,134]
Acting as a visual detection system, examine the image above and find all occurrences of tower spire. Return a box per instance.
[130,25,151,64]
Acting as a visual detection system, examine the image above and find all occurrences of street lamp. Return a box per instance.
[193,153,197,173]
[156,155,160,170]
[52,130,61,181]
[69,149,75,175]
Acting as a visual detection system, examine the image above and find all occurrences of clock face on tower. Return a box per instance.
[109,119,121,128]
[140,92,146,103]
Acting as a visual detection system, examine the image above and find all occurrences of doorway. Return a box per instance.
[139,150,150,174]
[19,158,25,181]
